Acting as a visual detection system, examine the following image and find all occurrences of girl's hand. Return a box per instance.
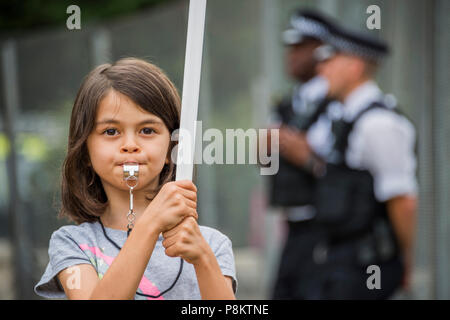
[143,180,198,234]
[162,217,211,265]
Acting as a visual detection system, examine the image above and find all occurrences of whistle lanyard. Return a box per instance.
[94,163,184,299]
[123,164,139,235]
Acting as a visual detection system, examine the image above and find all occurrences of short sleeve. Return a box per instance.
[349,110,418,202]
[34,227,92,299]
[199,226,238,294]
[213,236,238,293]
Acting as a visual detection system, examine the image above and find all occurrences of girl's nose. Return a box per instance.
[122,145,139,153]
[121,136,140,153]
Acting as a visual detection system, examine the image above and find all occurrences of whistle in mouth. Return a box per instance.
[123,163,139,181]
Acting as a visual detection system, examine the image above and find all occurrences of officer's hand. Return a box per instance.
[279,125,311,167]
[402,251,413,290]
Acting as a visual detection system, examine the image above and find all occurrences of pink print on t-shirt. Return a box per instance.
[78,243,163,300]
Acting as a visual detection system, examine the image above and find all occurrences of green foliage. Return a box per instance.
[0,0,176,31]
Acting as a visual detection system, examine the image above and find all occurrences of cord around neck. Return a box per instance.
[97,217,184,299]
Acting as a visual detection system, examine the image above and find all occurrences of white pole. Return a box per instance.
[176,0,207,181]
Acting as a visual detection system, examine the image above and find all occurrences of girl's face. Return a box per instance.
[87,90,171,193]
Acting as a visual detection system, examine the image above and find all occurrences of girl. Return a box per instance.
[34,58,237,300]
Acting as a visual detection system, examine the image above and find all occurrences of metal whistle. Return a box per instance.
[123,163,139,235]
[123,163,139,181]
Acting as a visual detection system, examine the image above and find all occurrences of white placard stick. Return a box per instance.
[176,0,207,181]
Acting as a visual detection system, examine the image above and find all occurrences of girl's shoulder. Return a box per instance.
[49,221,100,245]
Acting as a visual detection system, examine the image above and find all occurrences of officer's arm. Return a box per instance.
[386,195,417,288]
[386,195,417,257]
[359,111,417,287]
[359,111,417,254]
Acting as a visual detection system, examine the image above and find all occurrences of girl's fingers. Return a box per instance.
[162,234,178,248]
[160,181,197,200]
[163,221,184,238]
[177,188,197,202]
[163,216,197,238]
[187,208,198,221]
[184,198,197,210]
[174,180,197,192]
[163,182,196,201]
[164,243,179,258]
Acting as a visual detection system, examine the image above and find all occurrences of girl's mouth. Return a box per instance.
[117,161,144,166]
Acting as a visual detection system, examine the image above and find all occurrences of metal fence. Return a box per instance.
[0,0,448,299]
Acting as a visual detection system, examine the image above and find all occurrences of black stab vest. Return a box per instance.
[314,102,403,263]
[269,96,331,207]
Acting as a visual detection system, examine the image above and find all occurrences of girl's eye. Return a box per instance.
[103,128,119,136]
[141,127,155,135]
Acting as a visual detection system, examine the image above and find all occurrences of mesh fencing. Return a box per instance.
[0,0,448,299]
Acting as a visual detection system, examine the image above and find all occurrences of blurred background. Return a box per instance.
[0,0,448,299]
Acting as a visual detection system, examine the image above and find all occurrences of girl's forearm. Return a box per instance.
[89,217,159,299]
[194,249,236,300]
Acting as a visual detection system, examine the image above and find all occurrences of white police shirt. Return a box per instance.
[287,76,344,221]
[333,80,418,202]
[292,76,344,159]
[292,76,329,115]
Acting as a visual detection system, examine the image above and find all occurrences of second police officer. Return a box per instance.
[307,21,418,299]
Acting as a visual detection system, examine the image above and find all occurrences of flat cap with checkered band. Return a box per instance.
[282,9,339,46]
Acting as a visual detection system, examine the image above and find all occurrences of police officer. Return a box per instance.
[308,24,418,299]
[268,9,343,299]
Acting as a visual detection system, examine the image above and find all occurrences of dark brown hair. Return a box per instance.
[59,57,180,224]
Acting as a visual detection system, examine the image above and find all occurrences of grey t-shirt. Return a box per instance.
[34,221,237,300]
